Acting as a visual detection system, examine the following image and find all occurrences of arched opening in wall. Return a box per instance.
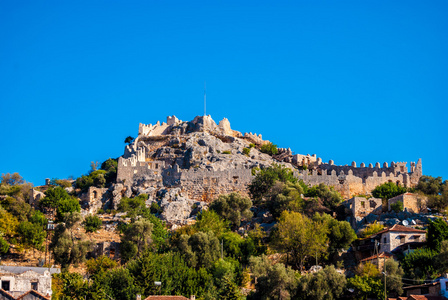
[388,180,393,183]
[93,191,98,199]
[396,181,401,186]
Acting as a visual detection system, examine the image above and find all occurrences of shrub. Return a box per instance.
[242,148,250,156]
[391,201,403,213]
[361,221,384,238]
[0,237,9,254]
[222,151,231,154]
[150,202,161,214]
[260,142,278,155]
[83,215,102,233]
[249,143,255,148]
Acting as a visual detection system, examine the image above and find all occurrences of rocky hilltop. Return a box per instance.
[80,115,421,226]
[114,115,288,224]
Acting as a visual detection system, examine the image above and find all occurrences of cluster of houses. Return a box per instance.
[346,192,448,299]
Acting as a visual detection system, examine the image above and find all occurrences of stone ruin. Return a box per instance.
[77,115,424,224]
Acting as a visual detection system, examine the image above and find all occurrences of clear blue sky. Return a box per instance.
[1,1,447,186]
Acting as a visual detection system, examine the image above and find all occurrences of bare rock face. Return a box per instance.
[159,188,207,225]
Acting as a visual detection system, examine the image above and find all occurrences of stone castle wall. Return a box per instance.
[117,115,423,201]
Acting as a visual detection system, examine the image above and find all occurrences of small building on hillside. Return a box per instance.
[0,266,60,299]
[347,196,383,219]
[378,224,426,253]
[388,193,427,213]
[360,252,394,271]
[352,224,426,261]
[401,276,448,298]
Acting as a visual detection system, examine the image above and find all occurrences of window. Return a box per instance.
[361,201,365,208]
[1,280,10,291]
[420,287,429,294]
[383,237,387,244]
[31,281,38,291]
[400,236,405,243]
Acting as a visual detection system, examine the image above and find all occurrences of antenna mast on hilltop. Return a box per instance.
[204,81,206,117]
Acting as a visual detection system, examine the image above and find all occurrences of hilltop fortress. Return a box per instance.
[116,115,422,200]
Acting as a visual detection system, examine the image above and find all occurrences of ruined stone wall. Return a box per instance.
[298,167,416,198]
[178,168,253,202]
[29,189,45,206]
[80,187,109,214]
[349,197,382,218]
[388,193,427,213]
[0,270,51,296]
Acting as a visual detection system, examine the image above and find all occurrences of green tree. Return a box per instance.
[249,164,297,203]
[383,258,404,296]
[347,275,383,300]
[390,201,404,212]
[17,221,46,252]
[0,236,9,255]
[193,210,230,238]
[271,211,328,270]
[266,181,304,220]
[100,158,118,185]
[416,175,445,195]
[401,248,438,281]
[295,265,347,300]
[118,194,148,219]
[178,231,221,269]
[51,213,92,270]
[248,259,299,300]
[1,172,24,186]
[436,240,448,274]
[56,197,81,221]
[39,186,71,209]
[0,208,19,237]
[221,231,244,260]
[209,192,252,228]
[121,218,154,262]
[124,136,135,144]
[313,213,357,258]
[305,183,343,210]
[126,251,214,298]
[213,259,243,300]
[83,215,102,233]
[241,224,267,263]
[427,217,448,251]
[86,255,118,277]
[371,182,407,200]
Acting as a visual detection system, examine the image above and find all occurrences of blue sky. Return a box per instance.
[1,1,447,186]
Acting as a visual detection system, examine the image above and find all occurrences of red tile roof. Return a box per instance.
[360,252,393,262]
[15,290,51,300]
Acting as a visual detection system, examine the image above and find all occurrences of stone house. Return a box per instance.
[388,193,428,213]
[0,266,60,299]
[402,277,448,298]
[359,252,394,272]
[378,224,426,253]
[347,196,383,219]
[353,224,426,261]
[93,242,120,260]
